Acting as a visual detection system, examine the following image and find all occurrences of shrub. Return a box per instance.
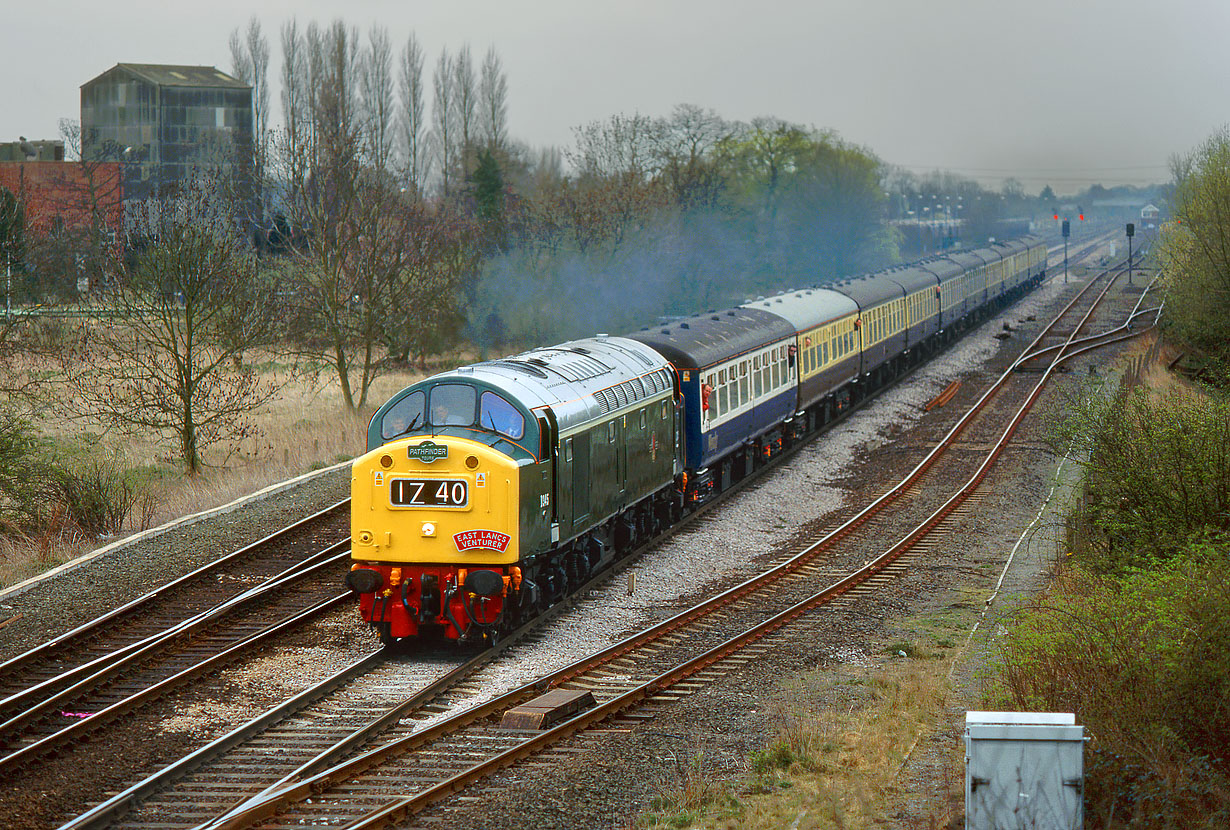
[0,422,154,541]
[0,414,58,533]
[1162,128,1230,385]
[993,547,1230,826]
[1055,387,1230,573]
[53,456,143,537]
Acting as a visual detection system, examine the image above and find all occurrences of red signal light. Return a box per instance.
[1079,214,1085,221]
[1053,214,1059,220]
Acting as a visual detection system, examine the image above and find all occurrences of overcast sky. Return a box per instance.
[3,0,1223,194]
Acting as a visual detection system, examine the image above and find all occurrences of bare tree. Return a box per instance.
[432,48,455,196]
[452,44,477,176]
[569,112,657,180]
[277,20,421,411]
[381,201,478,367]
[653,104,728,208]
[565,113,666,249]
[228,18,270,184]
[60,180,280,474]
[397,32,429,195]
[21,118,127,296]
[478,46,508,152]
[279,19,310,201]
[360,24,395,172]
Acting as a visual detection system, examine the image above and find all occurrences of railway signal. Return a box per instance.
[1126,223,1135,285]
[1062,219,1070,283]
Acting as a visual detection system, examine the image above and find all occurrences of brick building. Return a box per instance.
[0,159,125,294]
[0,160,124,239]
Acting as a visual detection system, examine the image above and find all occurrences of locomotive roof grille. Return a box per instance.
[491,359,549,378]
[589,369,670,415]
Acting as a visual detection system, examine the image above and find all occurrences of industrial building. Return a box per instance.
[80,63,252,201]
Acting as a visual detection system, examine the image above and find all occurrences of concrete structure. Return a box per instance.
[0,139,64,162]
[80,64,252,201]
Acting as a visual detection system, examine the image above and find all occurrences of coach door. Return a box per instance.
[617,415,627,493]
[571,431,590,528]
[537,409,558,529]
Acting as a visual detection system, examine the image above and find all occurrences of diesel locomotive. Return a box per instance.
[345,236,1048,644]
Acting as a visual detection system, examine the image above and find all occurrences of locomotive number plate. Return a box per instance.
[390,478,469,508]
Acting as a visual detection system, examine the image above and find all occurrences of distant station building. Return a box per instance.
[80,63,253,202]
[1140,204,1161,229]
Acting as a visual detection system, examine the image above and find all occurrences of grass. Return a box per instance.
[0,354,451,590]
[639,614,975,830]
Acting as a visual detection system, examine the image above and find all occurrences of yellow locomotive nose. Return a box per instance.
[350,436,520,566]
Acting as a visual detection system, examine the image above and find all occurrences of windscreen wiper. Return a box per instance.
[392,413,421,439]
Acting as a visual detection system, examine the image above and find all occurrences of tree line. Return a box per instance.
[0,15,1046,487]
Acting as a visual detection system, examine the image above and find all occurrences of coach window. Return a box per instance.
[739,363,749,405]
[429,384,476,427]
[381,390,425,440]
[479,391,525,439]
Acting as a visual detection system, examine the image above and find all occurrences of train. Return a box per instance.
[344,236,1048,645]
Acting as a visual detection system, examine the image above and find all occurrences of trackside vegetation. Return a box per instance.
[986,131,1230,826]
[990,387,1230,827]
[1160,127,1230,383]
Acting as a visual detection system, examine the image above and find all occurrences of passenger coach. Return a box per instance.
[628,308,797,497]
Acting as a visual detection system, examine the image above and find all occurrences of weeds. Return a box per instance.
[1053,386,1230,573]
[642,750,742,829]
[990,384,1230,825]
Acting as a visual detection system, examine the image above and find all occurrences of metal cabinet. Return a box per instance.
[965,711,1084,830]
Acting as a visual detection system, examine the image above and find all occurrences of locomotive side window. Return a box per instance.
[564,437,573,462]
[661,400,668,420]
[608,421,616,443]
[639,409,646,430]
[430,384,476,427]
[479,391,525,439]
[381,390,425,440]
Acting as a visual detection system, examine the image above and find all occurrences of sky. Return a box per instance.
[3,0,1225,195]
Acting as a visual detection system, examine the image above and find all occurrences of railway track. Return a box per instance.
[0,502,353,773]
[59,250,1155,830]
